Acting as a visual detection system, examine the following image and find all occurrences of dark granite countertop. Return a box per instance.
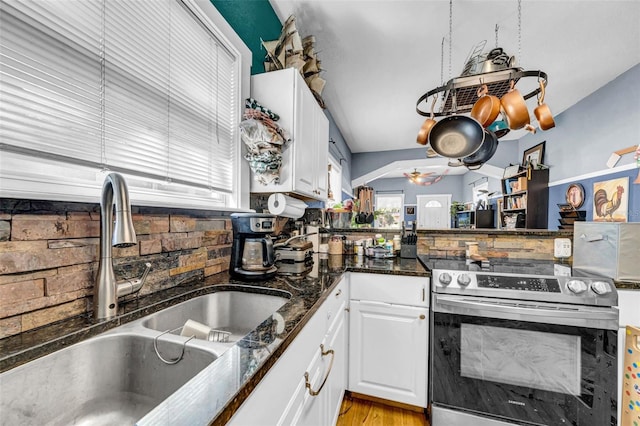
[0,254,427,425]
[328,227,573,236]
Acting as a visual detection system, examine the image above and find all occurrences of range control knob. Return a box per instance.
[566,279,588,294]
[457,273,472,286]
[439,273,452,286]
[591,281,612,295]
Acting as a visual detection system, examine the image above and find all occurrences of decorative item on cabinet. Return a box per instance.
[260,15,326,108]
[240,99,291,186]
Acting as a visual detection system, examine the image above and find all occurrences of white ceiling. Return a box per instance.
[269,0,640,167]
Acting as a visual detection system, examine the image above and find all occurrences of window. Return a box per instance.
[375,192,404,229]
[0,0,249,209]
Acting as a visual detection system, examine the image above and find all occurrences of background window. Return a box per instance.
[375,192,404,228]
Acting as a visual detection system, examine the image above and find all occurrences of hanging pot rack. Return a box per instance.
[416,68,548,118]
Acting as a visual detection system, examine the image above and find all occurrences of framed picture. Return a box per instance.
[565,183,585,209]
[593,177,629,222]
[522,141,546,169]
[405,206,415,215]
[503,164,521,178]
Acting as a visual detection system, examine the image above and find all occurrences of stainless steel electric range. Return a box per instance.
[423,257,619,426]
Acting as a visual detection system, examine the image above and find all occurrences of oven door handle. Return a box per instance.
[434,295,618,330]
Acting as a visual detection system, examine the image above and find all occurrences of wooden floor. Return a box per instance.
[336,394,429,426]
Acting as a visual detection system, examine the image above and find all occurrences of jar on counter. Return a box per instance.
[344,239,354,254]
[328,235,343,255]
[393,235,401,252]
[384,240,394,256]
[354,240,364,256]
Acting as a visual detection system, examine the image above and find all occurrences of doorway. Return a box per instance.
[416,194,451,229]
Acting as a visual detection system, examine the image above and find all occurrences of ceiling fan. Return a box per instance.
[404,168,434,182]
[404,168,449,186]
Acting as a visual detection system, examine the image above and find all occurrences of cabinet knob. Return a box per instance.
[419,314,426,320]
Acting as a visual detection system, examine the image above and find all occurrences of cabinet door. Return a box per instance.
[292,76,317,197]
[348,300,428,407]
[326,300,347,426]
[313,111,329,199]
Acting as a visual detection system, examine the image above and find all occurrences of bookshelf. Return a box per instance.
[501,168,549,229]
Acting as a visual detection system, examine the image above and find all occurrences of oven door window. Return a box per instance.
[432,312,617,426]
[461,324,581,395]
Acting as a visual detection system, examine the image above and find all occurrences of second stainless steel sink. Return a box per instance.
[142,287,291,344]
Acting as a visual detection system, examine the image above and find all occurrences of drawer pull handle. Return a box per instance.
[335,289,342,297]
[304,344,335,397]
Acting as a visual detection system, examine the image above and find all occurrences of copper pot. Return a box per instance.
[417,96,437,145]
[500,81,533,132]
[470,85,500,127]
[534,81,555,131]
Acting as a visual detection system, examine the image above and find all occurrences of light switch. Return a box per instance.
[554,238,572,258]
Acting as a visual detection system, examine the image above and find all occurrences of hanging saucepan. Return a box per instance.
[471,85,501,128]
[428,115,485,159]
[500,80,535,133]
[487,114,510,138]
[534,80,555,131]
[462,130,499,170]
[416,96,437,145]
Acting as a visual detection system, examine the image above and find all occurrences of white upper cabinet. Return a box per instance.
[250,68,329,200]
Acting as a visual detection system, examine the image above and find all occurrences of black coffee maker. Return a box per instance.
[230,213,277,280]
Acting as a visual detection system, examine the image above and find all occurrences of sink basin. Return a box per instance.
[0,333,216,425]
[142,288,290,344]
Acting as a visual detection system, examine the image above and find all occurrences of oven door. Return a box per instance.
[431,294,618,426]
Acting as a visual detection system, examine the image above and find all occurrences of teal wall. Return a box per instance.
[210,0,282,74]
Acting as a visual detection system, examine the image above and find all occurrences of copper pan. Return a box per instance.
[417,96,437,145]
[534,80,555,130]
[470,85,500,127]
[500,80,535,133]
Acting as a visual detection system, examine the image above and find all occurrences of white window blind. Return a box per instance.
[0,0,241,207]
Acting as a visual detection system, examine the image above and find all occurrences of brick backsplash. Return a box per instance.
[335,230,559,260]
[0,199,232,339]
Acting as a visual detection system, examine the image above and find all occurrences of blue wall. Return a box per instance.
[515,64,640,228]
[518,64,640,181]
[549,168,639,228]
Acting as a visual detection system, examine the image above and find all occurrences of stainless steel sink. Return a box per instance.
[142,287,291,344]
[0,332,217,425]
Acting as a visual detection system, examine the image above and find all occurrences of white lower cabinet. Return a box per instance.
[229,277,347,426]
[348,273,429,408]
[230,272,429,424]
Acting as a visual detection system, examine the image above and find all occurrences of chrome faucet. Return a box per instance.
[94,172,151,320]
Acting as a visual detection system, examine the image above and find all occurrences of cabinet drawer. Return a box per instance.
[350,273,428,307]
[323,278,348,331]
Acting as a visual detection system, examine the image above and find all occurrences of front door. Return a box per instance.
[416,194,451,229]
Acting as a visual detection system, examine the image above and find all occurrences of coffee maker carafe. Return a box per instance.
[230,213,277,280]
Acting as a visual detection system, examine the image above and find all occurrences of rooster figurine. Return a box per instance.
[594,185,624,221]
